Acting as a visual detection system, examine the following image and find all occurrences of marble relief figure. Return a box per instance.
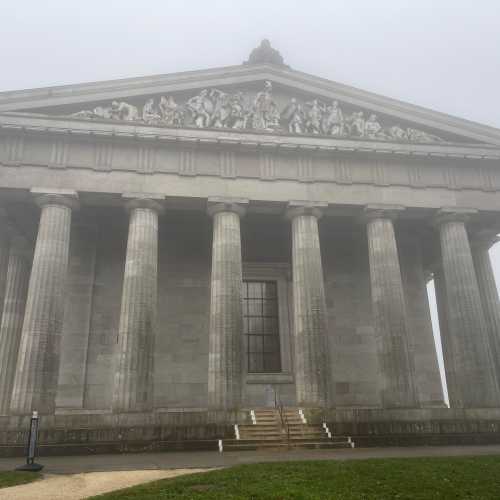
[158,96,183,126]
[142,98,161,124]
[305,99,323,134]
[323,101,344,136]
[281,98,304,134]
[70,81,445,144]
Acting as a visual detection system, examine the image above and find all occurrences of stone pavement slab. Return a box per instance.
[1,445,500,474]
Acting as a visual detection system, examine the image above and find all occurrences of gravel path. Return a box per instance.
[0,468,208,500]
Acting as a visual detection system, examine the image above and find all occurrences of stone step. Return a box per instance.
[240,425,281,430]
[237,409,348,450]
[235,435,349,443]
[238,422,281,430]
[238,432,346,442]
[286,426,324,431]
[238,436,293,441]
[239,426,328,436]
[285,426,323,431]
[223,441,352,451]
[287,426,324,432]
[239,431,283,437]
[288,432,326,437]
[239,433,283,439]
[239,423,279,428]
[229,437,328,444]
[239,429,281,434]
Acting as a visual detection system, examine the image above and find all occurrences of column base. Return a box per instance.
[16,463,44,472]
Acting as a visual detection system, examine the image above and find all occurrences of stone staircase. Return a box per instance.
[221,408,354,451]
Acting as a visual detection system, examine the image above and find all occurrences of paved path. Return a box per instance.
[1,445,500,474]
[0,469,208,500]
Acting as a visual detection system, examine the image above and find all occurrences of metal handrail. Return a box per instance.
[273,387,291,448]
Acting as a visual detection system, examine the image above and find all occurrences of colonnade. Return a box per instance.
[0,191,499,414]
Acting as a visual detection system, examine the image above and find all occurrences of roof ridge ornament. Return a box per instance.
[244,39,288,68]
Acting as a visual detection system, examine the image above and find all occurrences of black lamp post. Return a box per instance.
[16,410,43,472]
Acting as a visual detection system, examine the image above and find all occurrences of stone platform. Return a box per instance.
[1,408,500,457]
[324,407,500,447]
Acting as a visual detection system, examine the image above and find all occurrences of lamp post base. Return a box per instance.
[16,463,43,472]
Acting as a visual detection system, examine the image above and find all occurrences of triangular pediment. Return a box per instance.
[1,63,500,147]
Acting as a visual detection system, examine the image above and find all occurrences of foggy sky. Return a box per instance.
[3,0,500,402]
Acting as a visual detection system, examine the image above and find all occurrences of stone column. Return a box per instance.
[207,197,247,411]
[471,230,500,385]
[398,231,445,407]
[112,196,163,413]
[0,211,11,327]
[287,201,330,408]
[435,208,500,407]
[433,264,459,405]
[10,189,78,415]
[0,236,31,414]
[364,205,417,408]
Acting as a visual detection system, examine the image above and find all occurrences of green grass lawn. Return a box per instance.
[0,470,42,489]
[90,456,500,499]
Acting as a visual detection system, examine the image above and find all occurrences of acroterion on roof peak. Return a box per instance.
[244,39,289,68]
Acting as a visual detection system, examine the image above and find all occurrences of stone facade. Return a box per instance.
[1,46,500,446]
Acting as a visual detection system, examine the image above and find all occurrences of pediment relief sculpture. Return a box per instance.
[70,81,445,144]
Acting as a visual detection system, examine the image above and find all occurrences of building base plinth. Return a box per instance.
[1,408,500,457]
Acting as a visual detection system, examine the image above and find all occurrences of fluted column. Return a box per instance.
[207,197,247,411]
[10,190,78,415]
[364,205,417,408]
[471,230,500,385]
[0,211,11,327]
[433,264,459,404]
[0,236,30,414]
[435,208,500,407]
[399,231,445,407]
[112,196,162,413]
[287,201,330,408]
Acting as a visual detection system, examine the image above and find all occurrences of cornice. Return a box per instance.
[0,64,253,110]
[1,112,500,160]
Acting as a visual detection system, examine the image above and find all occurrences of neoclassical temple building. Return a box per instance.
[1,42,500,452]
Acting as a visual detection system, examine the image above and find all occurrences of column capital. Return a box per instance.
[285,201,327,220]
[31,188,79,210]
[122,193,165,214]
[207,197,248,218]
[433,207,477,227]
[362,204,405,222]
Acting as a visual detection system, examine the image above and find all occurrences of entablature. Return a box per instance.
[1,112,500,160]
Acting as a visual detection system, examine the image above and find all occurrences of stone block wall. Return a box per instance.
[321,219,381,408]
